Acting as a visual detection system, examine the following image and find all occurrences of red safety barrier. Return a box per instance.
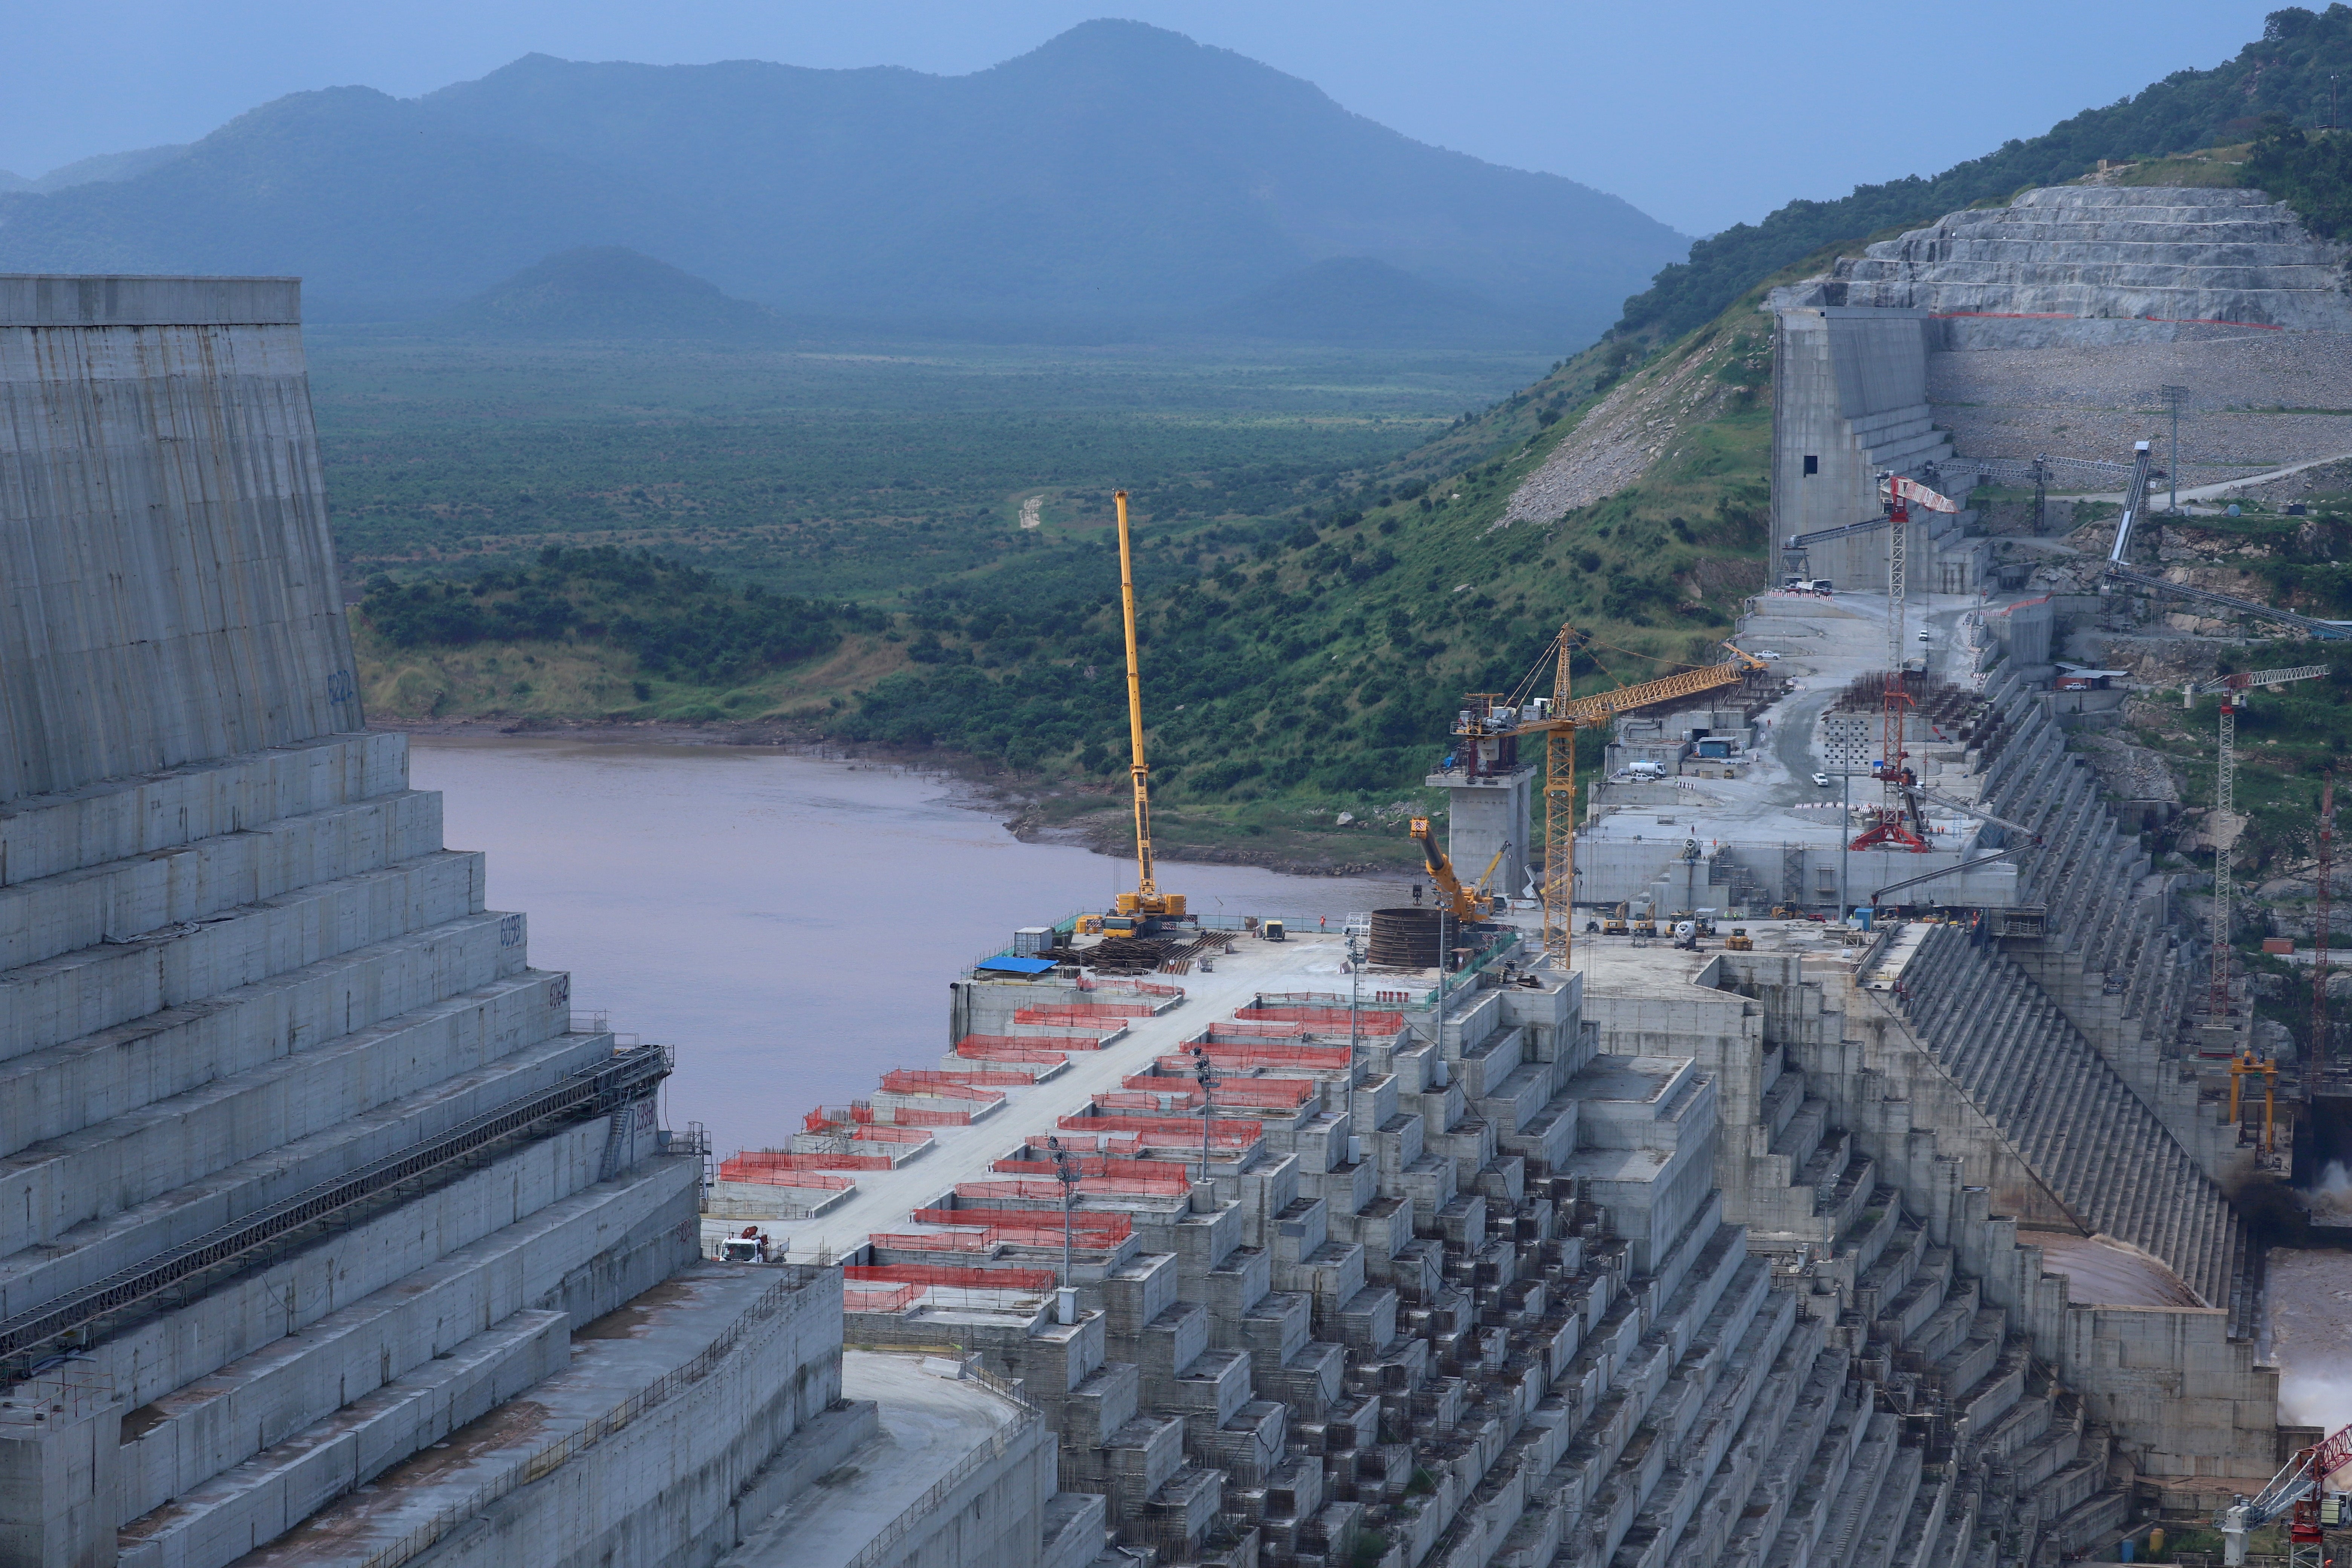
[1015,1003,1154,1023]
[962,1170,1191,1199]
[883,1069,1030,1092]
[872,1081,1002,1104]
[1159,1043,1355,1070]
[1120,1073,1314,1106]
[915,1207,1133,1237]
[869,1230,994,1253]
[1057,1111,1260,1144]
[843,1282,922,1313]
[845,1123,934,1145]
[721,1150,891,1176]
[1238,1006,1406,1032]
[958,1033,1102,1054]
[864,1106,972,1127]
[1207,1021,1309,1038]
[953,1039,1071,1064]
[989,1154,1190,1182]
[715,1165,856,1191]
[847,1263,1056,1291]
[1080,978,1181,997]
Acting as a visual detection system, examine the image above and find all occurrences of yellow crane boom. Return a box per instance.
[1409,819,1503,922]
[1112,490,1182,921]
[1481,627,1767,963]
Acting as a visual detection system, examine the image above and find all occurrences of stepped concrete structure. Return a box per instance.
[1799,187,2352,344]
[0,274,1052,1568]
[716,878,2280,1568]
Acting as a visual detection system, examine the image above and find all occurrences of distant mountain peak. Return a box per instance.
[0,28,1684,340]
[433,246,784,340]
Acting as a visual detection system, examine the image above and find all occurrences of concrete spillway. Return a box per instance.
[0,277,954,1568]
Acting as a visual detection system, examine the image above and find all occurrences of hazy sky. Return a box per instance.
[3,1,2280,236]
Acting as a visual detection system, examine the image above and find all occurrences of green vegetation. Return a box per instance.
[2244,122,2352,236]
[823,311,1770,808]
[361,547,880,683]
[1612,5,2352,344]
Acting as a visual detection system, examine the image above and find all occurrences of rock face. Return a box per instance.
[1776,186,2352,339]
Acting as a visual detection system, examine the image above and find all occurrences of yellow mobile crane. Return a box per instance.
[1111,491,1184,926]
[1408,819,1505,922]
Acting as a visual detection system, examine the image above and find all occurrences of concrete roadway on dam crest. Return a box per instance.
[1591,587,1991,862]
[718,933,1383,1262]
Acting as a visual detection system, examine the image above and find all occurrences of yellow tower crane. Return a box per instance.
[1111,491,1184,925]
[1463,625,1766,963]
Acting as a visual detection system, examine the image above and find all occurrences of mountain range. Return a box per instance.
[0,21,1689,342]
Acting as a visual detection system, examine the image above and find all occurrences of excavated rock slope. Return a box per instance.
[1818,185,2352,330]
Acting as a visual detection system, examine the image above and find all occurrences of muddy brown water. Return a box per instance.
[409,739,1412,1158]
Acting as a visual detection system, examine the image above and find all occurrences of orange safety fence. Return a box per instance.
[958,1033,1102,1054]
[990,1154,1190,1181]
[869,1230,993,1253]
[965,1171,1191,1198]
[883,1069,1031,1092]
[1119,1073,1314,1106]
[715,1165,856,1191]
[952,1040,1071,1065]
[872,1081,1003,1103]
[847,1122,934,1144]
[862,1107,972,1128]
[847,1263,1056,1291]
[915,1207,1133,1237]
[1057,1111,1260,1144]
[721,1150,890,1176]
[844,1282,923,1313]
[1237,1007,1406,1032]
[1159,1044,1355,1070]
[1080,978,1182,997]
[1207,1022,1309,1038]
[875,1225,1125,1253]
[1015,1003,1154,1022]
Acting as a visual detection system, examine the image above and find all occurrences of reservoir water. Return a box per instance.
[408,738,1414,1158]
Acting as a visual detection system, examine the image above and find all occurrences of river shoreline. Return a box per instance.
[371,717,1411,877]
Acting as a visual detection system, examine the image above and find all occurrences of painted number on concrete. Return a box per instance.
[499,914,524,948]
[326,669,355,706]
[548,974,570,1007]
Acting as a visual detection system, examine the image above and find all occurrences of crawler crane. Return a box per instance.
[1110,491,1184,927]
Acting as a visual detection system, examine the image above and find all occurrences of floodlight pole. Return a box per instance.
[1347,928,1363,1058]
[2161,386,2190,516]
[1190,1045,1218,1194]
[1047,1136,1081,1291]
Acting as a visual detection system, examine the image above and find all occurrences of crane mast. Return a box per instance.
[2318,774,2337,1098]
[2191,667,2326,1031]
[1460,623,1765,965]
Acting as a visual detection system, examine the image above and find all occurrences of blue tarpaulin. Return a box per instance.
[975,954,1057,975]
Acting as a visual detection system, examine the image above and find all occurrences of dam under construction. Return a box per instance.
[0,173,2348,1568]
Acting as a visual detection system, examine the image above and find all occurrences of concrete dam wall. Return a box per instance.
[0,276,362,803]
[0,276,951,1568]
